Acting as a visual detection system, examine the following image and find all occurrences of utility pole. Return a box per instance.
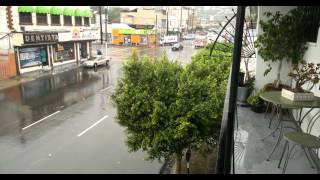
[99,6,103,45]
[180,6,183,41]
[105,6,108,57]
[192,8,195,32]
[187,7,189,33]
[105,6,108,44]
[166,7,169,35]
[155,15,158,46]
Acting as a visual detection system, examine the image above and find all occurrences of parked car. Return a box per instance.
[83,55,111,68]
[172,43,184,51]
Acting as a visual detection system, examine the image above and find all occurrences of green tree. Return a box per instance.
[254,9,310,88]
[107,7,126,23]
[112,45,231,173]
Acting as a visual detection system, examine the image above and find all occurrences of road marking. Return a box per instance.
[77,115,109,137]
[22,111,61,130]
[100,86,112,92]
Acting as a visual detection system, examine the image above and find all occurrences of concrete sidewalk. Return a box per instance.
[0,76,35,91]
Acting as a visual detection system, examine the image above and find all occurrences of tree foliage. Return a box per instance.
[254,8,311,87]
[111,45,232,164]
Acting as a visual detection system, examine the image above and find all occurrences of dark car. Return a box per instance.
[171,43,184,51]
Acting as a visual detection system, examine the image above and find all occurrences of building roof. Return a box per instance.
[111,23,135,29]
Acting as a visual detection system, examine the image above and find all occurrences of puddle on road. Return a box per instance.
[0,67,113,140]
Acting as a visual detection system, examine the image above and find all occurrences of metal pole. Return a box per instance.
[216,6,246,174]
[99,6,103,45]
[180,6,183,41]
[105,6,108,44]
[166,7,169,35]
[187,7,189,33]
[156,15,158,46]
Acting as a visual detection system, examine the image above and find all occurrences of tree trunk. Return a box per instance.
[275,61,282,88]
[176,153,182,174]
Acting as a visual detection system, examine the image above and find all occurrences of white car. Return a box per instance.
[83,56,111,68]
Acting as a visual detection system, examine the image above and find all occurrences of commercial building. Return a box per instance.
[0,6,97,78]
[111,23,156,46]
[120,7,166,42]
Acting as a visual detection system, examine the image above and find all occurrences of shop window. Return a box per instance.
[75,17,82,26]
[36,13,48,25]
[18,46,47,68]
[84,17,90,26]
[55,43,75,62]
[19,12,32,25]
[91,15,96,24]
[64,16,72,26]
[51,15,60,25]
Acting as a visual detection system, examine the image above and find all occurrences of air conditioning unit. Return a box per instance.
[20,26,25,32]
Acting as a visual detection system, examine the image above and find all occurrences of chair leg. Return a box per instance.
[278,141,288,168]
[282,143,296,174]
[302,147,315,169]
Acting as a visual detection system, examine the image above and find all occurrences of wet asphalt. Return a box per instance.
[0,40,197,174]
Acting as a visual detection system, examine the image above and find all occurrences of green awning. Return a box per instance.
[83,10,93,17]
[18,6,35,13]
[50,6,63,15]
[35,6,50,14]
[63,7,74,16]
[74,8,85,17]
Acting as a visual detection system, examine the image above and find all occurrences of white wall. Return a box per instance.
[295,27,320,139]
[255,6,296,90]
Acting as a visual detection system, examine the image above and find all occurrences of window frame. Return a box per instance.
[75,16,83,26]
[83,17,90,26]
[19,12,33,25]
[51,14,61,26]
[64,16,72,26]
[36,13,48,25]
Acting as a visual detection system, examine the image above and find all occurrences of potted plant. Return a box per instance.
[281,60,320,101]
[237,69,255,104]
[247,94,264,113]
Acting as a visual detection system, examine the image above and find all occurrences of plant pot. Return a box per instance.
[251,104,265,113]
[264,83,291,91]
[237,86,250,103]
[281,88,314,101]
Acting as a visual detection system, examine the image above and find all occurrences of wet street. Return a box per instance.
[0,40,198,173]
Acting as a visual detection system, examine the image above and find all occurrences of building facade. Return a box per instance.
[120,8,166,40]
[0,6,97,78]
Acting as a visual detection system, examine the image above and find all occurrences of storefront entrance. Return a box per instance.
[79,42,88,59]
[124,35,131,46]
[140,35,147,45]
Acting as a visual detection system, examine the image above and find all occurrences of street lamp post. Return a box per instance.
[99,6,103,45]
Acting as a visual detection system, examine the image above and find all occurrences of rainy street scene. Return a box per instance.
[1,5,320,174]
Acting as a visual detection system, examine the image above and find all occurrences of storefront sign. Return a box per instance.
[81,31,96,39]
[72,28,80,39]
[23,33,58,44]
[118,29,155,35]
